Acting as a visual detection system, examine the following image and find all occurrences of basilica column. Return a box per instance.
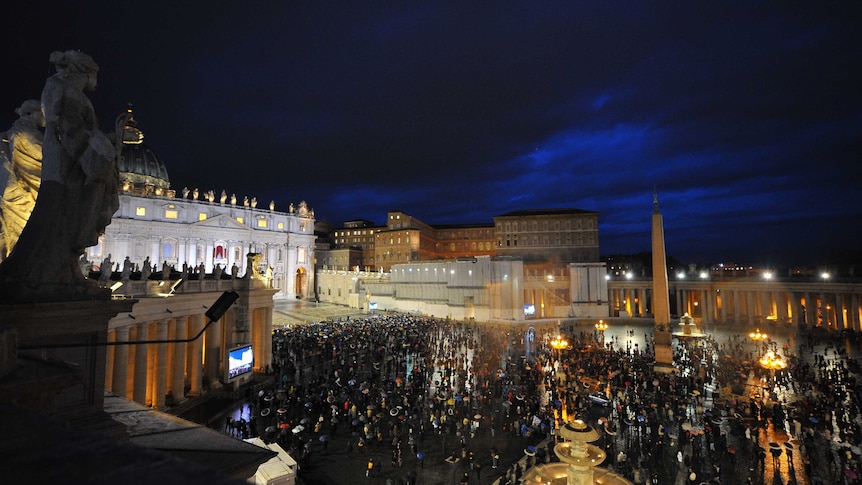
[836,293,847,330]
[188,314,204,396]
[761,291,771,324]
[112,326,130,399]
[172,316,188,401]
[133,322,150,405]
[850,294,860,332]
[264,306,273,371]
[151,319,170,408]
[732,291,742,324]
[746,291,756,325]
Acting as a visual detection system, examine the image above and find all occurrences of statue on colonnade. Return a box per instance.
[0,50,120,302]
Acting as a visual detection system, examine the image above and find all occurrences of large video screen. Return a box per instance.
[228,344,253,379]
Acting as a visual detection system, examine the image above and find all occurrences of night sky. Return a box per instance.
[4,2,861,267]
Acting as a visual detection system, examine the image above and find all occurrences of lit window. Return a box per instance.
[198,212,207,221]
[277,222,284,230]
[257,219,268,228]
[136,206,146,216]
[165,210,178,219]
[237,217,244,224]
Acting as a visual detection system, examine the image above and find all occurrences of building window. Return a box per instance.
[163,241,175,259]
[257,219,268,228]
[237,217,244,224]
[198,212,207,221]
[165,210,178,219]
[135,206,146,216]
[277,222,284,230]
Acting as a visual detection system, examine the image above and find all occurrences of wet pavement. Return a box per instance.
[175,301,862,485]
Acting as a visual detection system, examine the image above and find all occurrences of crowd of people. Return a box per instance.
[221,311,862,485]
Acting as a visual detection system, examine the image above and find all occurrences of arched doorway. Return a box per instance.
[294,267,306,299]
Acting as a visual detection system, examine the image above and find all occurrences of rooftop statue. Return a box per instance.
[0,100,45,260]
[0,51,120,302]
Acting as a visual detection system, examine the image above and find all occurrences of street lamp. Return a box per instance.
[595,320,609,344]
[759,350,787,384]
[750,328,768,357]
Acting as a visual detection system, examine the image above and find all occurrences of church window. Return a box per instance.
[165,210,178,219]
[257,219,268,228]
[298,247,307,264]
[236,217,244,224]
[198,212,207,221]
[277,222,284,230]
[163,241,175,259]
[135,206,146,216]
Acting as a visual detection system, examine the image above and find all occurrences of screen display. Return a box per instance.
[228,344,253,379]
[524,304,535,316]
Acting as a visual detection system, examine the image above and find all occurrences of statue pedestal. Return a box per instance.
[653,330,675,373]
[0,299,135,438]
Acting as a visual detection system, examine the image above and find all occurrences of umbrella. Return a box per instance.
[692,390,701,396]
[846,469,859,480]
[784,442,795,451]
[265,426,276,434]
[300,418,310,424]
[367,405,375,410]
[261,408,271,417]
[305,402,313,408]
[447,399,455,405]
[809,417,819,424]
[769,442,781,451]
[682,422,693,431]
[390,408,399,417]
[416,451,425,460]
[524,446,536,456]
[292,425,305,434]
[351,419,360,426]
[319,435,329,442]
[279,423,291,429]
[474,414,482,420]
[852,446,862,455]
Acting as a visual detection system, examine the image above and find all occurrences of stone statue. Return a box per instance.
[99,254,112,282]
[182,186,190,199]
[161,261,171,279]
[192,188,199,200]
[141,256,151,279]
[220,190,227,204]
[251,197,257,208]
[269,200,275,211]
[0,100,44,259]
[231,193,236,205]
[243,196,249,207]
[213,263,223,280]
[0,51,120,302]
[244,252,264,279]
[121,256,132,282]
[230,263,238,279]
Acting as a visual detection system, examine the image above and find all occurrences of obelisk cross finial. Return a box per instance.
[653,186,659,213]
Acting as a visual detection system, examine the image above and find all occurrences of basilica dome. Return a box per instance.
[116,107,172,196]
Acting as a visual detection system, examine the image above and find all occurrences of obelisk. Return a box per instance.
[651,191,675,372]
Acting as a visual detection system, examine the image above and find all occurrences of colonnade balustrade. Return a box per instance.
[608,279,862,331]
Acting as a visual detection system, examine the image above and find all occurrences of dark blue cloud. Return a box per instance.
[3,1,861,266]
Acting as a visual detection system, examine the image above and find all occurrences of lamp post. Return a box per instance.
[749,328,768,358]
[759,350,787,387]
[595,320,609,345]
[550,334,569,360]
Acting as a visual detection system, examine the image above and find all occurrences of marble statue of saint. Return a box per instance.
[251,197,257,208]
[231,193,237,205]
[220,190,227,204]
[231,263,238,279]
[213,263,223,280]
[243,196,249,207]
[141,256,151,279]
[121,256,132,282]
[269,200,275,211]
[99,254,112,282]
[0,51,120,302]
[0,100,44,259]
[192,188,199,200]
[182,186,190,199]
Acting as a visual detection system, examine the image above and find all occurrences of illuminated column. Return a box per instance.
[746,291,756,325]
[112,326,130,398]
[836,294,846,330]
[820,292,828,326]
[264,306,273,370]
[676,289,684,318]
[188,314,204,396]
[803,292,813,326]
[791,293,803,326]
[205,311,223,387]
[133,322,150,405]
[761,291,771,323]
[719,290,727,324]
[251,307,263,372]
[151,319,169,408]
[106,328,116,390]
[777,291,789,324]
[733,291,742,324]
[172,316,187,401]
[851,294,860,332]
